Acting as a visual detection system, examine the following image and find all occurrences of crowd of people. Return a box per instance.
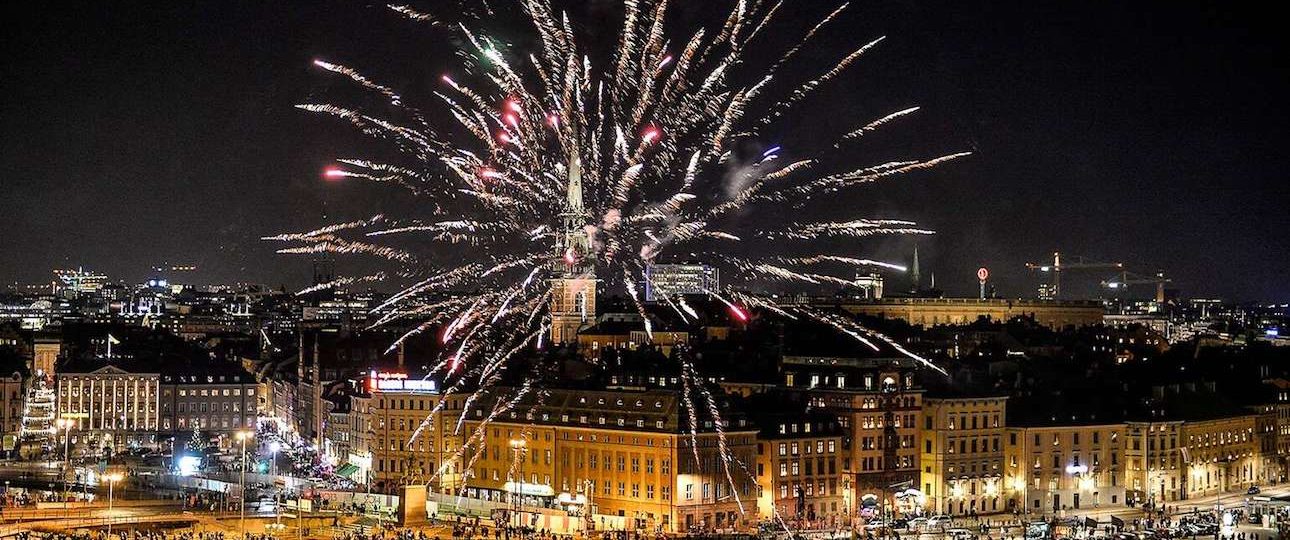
[13,532,234,540]
[333,527,435,540]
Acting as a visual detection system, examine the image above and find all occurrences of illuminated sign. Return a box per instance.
[504,481,555,497]
[376,379,437,391]
[1065,464,1088,475]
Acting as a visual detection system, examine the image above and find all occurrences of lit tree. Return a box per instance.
[185,425,208,454]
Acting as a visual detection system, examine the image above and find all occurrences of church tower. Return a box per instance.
[549,149,597,344]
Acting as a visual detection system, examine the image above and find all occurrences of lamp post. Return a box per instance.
[104,472,123,537]
[236,430,255,539]
[57,418,74,504]
[510,439,527,540]
[1012,477,1029,518]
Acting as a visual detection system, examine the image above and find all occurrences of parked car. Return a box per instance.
[927,515,953,531]
[946,528,977,540]
[1247,485,1261,495]
[906,517,928,532]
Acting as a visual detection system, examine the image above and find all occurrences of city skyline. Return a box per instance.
[2,1,1289,301]
[3,2,1290,537]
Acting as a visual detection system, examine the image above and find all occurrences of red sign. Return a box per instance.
[977,267,990,281]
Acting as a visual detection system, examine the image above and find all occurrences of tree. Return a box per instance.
[186,424,208,453]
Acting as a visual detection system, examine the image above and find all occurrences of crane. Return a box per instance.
[1101,269,1171,304]
[1024,252,1123,300]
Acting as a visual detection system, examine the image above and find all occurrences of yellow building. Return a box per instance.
[460,388,760,534]
[1181,415,1259,498]
[33,336,60,375]
[831,298,1104,330]
[1252,405,1282,485]
[920,396,1007,516]
[1004,424,1126,514]
[780,357,923,519]
[1124,421,1185,504]
[753,415,847,527]
[349,373,462,492]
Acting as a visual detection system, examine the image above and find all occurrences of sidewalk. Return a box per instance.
[989,485,1290,525]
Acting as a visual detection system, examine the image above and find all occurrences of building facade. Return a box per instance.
[781,357,924,519]
[1124,421,1185,505]
[754,417,847,527]
[643,264,719,301]
[348,373,461,492]
[457,388,759,534]
[158,373,259,435]
[57,365,162,451]
[831,298,1104,330]
[57,364,259,453]
[1004,424,1127,514]
[920,396,1008,516]
[1181,415,1260,498]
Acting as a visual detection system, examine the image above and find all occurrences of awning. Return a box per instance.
[336,463,360,478]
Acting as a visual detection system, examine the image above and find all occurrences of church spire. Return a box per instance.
[910,244,921,292]
[566,151,583,212]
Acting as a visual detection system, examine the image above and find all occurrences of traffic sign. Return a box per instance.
[977,267,989,281]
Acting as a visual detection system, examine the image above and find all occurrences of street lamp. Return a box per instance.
[236,430,255,538]
[56,418,75,503]
[104,472,123,537]
[510,439,528,540]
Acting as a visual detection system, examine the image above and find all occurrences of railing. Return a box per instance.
[1,513,199,538]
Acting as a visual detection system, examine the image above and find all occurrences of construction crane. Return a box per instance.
[1024,252,1123,300]
[1102,269,1171,304]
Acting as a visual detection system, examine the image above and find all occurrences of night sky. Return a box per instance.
[2,1,1287,301]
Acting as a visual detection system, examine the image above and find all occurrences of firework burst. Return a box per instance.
[269,0,963,517]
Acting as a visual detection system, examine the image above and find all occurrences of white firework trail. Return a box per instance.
[270,0,965,528]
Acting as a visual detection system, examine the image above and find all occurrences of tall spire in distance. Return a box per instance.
[910,244,921,292]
